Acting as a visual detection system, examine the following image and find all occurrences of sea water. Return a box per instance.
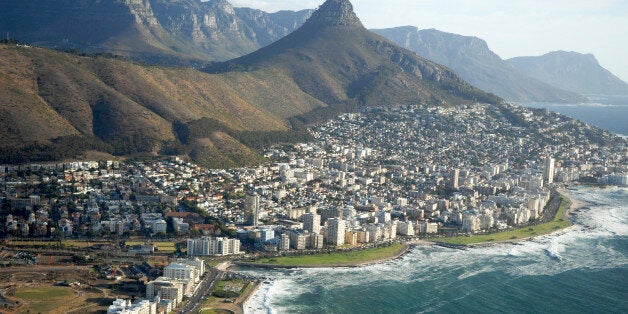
[242,186,628,313]
[520,95,628,136]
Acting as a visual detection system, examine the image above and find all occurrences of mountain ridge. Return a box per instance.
[508,51,628,96]
[207,1,501,108]
[371,26,586,103]
[1,0,501,167]
[0,0,313,64]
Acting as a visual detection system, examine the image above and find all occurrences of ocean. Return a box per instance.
[241,186,628,313]
[519,95,628,137]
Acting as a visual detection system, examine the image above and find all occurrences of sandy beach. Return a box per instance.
[557,187,592,218]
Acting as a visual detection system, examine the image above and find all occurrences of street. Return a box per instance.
[179,268,225,314]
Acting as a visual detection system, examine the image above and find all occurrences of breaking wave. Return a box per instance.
[243,187,628,314]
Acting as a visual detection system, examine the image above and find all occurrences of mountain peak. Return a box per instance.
[303,0,363,28]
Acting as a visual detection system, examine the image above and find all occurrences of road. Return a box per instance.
[0,265,91,273]
[179,268,225,314]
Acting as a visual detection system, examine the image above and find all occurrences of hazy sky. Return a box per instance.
[229,0,628,82]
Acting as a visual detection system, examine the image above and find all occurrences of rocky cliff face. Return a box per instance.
[235,8,312,47]
[0,0,312,63]
[508,51,628,95]
[302,0,362,28]
[372,27,586,103]
[208,0,500,107]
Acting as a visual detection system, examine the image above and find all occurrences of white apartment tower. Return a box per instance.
[451,168,460,189]
[245,192,261,226]
[187,237,241,256]
[302,212,321,234]
[544,157,555,184]
[327,218,346,246]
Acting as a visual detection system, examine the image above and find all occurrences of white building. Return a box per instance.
[289,230,307,250]
[544,157,555,184]
[245,193,261,226]
[152,220,167,234]
[397,221,415,236]
[107,299,156,314]
[302,212,321,234]
[279,233,290,251]
[145,278,184,304]
[418,221,439,234]
[176,258,205,277]
[163,263,198,283]
[462,214,481,233]
[187,237,241,256]
[327,218,345,246]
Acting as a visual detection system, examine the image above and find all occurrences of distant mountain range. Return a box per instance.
[0,0,498,166]
[508,51,628,96]
[2,0,625,101]
[0,0,312,64]
[371,27,586,103]
[206,0,499,108]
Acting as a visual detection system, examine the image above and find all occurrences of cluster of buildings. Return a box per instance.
[1,103,627,254]
[0,158,235,239]
[107,258,205,314]
[220,104,627,250]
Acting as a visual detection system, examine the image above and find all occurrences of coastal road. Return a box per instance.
[179,268,225,314]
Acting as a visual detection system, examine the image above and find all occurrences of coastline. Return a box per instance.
[241,186,628,314]
[435,189,578,247]
[557,187,591,218]
[234,242,418,269]
[240,185,624,312]
[236,187,590,270]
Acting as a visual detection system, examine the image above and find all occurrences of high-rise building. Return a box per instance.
[302,213,321,234]
[187,237,241,256]
[289,230,307,250]
[245,192,261,226]
[163,263,199,283]
[279,234,290,251]
[544,157,555,184]
[451,169,460,189]
[327,218,345,246]
[309,233,324,249]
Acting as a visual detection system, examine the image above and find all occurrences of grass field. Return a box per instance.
[199,279,256,314]
[252,243,405,267]
[438,195,572,245]
[11,286,78,314]
[212,279,249,298]
[13,286,74,301]
[125,241,176,252]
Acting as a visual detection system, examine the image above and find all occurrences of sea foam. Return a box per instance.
[242,187,628,313]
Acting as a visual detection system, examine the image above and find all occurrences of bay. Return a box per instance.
[519,95,628,136]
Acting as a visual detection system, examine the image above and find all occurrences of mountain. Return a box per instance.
[0,44,323,166]
[508,51,628,95]
[207,0,501,108]
[0,0,312,64]
[371,27,586,103]
[0,0,501,167]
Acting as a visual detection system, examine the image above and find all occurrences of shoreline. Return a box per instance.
[239,185,620,312]
[557,187,592,217]
[236,187,594,270]
[234,242,417,269]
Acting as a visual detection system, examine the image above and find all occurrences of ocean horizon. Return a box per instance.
[519,94,628,137]
[241,186,628,313]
